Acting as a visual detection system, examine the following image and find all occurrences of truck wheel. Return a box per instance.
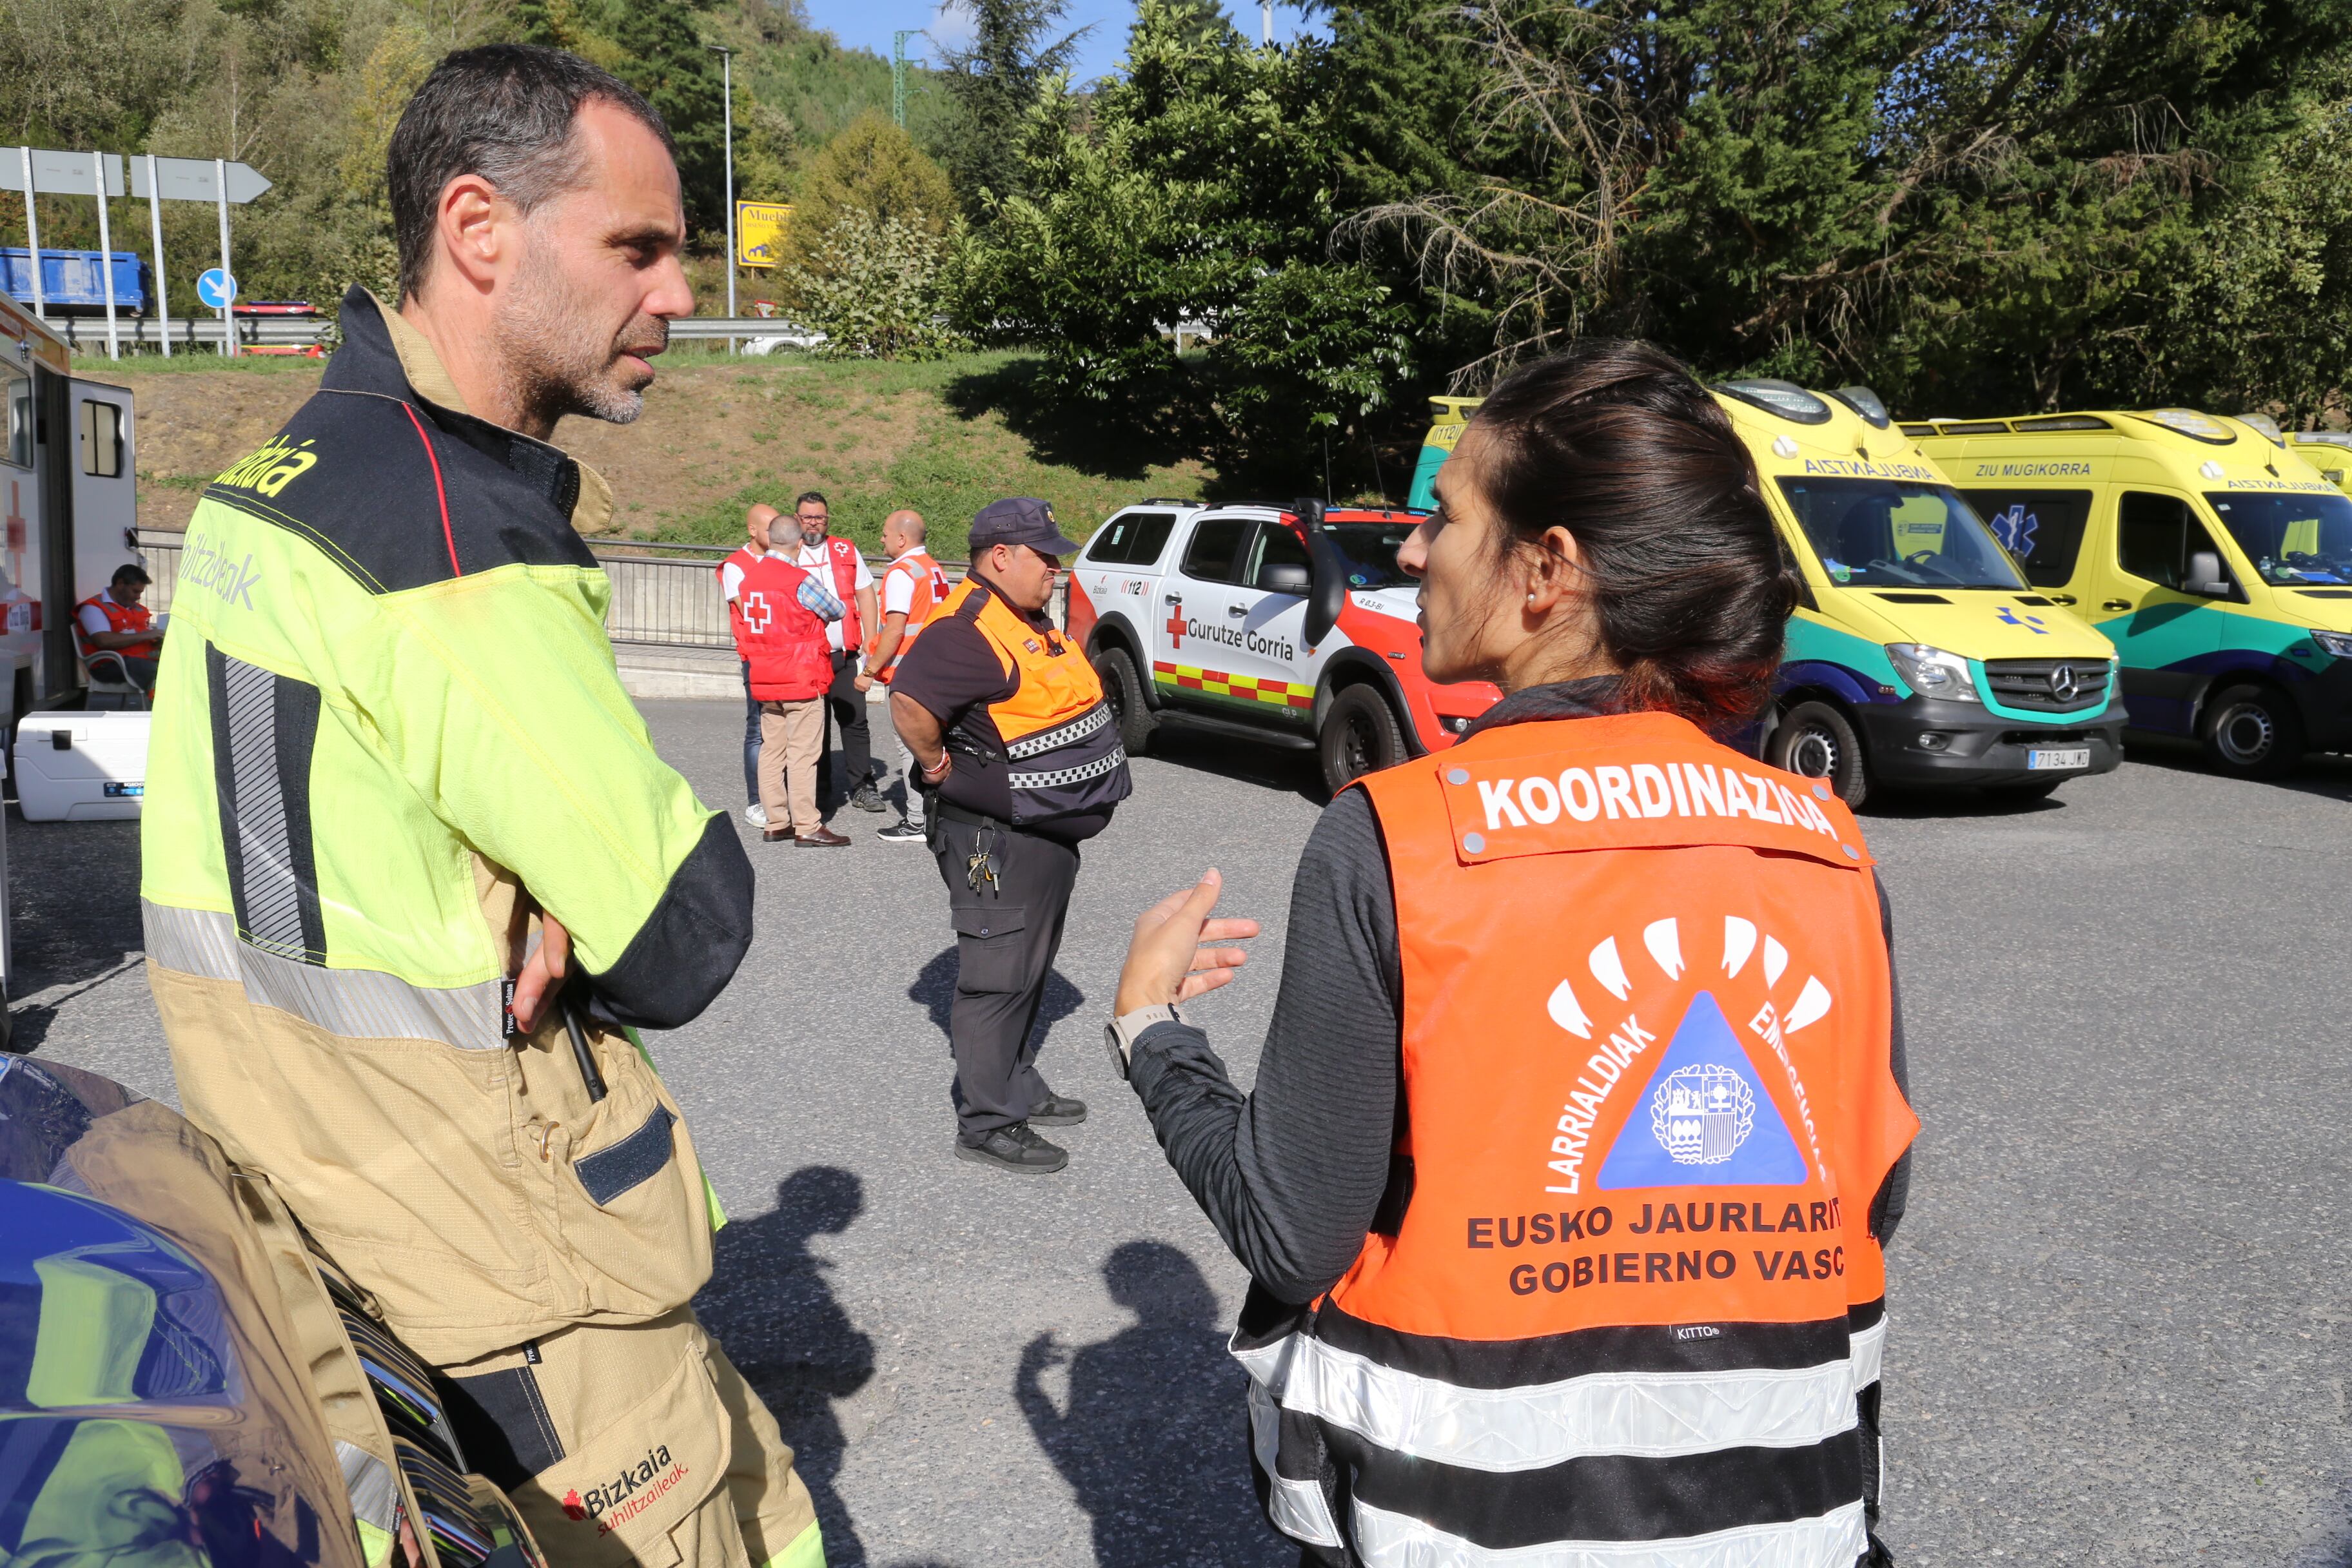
[1320,685,1406,795]
[2200,683,2302,779]
[1770,700,1871,808]
[1093,646,1157,758]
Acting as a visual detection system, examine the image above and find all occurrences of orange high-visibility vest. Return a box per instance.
[75,591,157,658]
[876,549,952,683]
[1236,712,1917,1564]
[937,576,1131,826]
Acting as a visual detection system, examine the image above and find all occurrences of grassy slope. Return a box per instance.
[88,348,1215,560]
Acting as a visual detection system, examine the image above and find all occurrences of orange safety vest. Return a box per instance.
[876,549,952,683]
[75,590,157,658]
[939,575,1131,827]
[736,555,832,701]
[1237,712,1917,1564]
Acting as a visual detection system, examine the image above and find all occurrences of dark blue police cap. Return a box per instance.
[971,496,1081,557]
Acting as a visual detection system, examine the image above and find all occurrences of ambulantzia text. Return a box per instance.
[1182,618,1296,663]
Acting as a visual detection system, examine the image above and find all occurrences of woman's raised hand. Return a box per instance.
[1115,869,1261,1015]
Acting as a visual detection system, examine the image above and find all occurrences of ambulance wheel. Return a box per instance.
[1770,700,1870,808]
[2200,682,2302,779]
[1093,646,1158,757]
[1320,685,1406,795]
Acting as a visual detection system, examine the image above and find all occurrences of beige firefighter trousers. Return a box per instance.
[440,1308,823,1568]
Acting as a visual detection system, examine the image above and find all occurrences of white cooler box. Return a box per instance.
[14,712,152,821]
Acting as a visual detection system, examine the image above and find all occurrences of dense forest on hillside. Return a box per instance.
[10,0,2352,495]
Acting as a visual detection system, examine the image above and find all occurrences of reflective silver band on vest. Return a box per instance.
[1231,1329,1867,1470]
[1248,1378,1344,1547]
[1005,703,1111,760]
[144,901,506,1049]
[1008,745,1129,791]
[336,1441,400,1536]
[1349,1496,1868,1567]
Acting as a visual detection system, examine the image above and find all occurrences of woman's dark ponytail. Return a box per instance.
[1470,340,1798,727]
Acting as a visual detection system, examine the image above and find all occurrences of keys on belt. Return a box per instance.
[966,825,999,892]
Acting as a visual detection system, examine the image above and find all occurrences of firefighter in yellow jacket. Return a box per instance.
[888,499,1135,1175]
[139,45,824,1568]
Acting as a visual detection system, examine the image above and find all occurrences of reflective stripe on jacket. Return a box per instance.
[1240,712,1917,1563]
[876,550,951,682]
[139,287,750,1363]
[939,575,1131,827]
[738,555,832,701]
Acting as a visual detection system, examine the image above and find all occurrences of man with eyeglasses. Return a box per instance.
[785,490,887,816]
[889,498,1133,1173]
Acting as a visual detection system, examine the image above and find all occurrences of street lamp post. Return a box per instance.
[707,43,737,355]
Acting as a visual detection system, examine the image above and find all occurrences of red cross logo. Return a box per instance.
[1164,600,1185,648]
[742,589,772,634]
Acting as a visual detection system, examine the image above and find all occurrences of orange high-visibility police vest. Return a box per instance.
[937,576,1131,827]
[877,549,952,683]
[1235,712,1917,1564]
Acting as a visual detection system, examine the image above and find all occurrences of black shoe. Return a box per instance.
[954,1122,1068,1174]
[876,818,926,844]
[850,782,888,813]
[1029,1093,1088,1126]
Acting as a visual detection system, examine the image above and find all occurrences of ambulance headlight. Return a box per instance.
[1885,643,1979,702]
[2309,629,2352,660]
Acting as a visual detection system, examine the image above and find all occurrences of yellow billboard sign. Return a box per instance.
[737,202,792,269]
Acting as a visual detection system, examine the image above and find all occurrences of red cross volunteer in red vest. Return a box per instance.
[787,489,886,816]
[738,547,847,845]
[76,563,165,690]
[1110,341,1919,1567]
[718,502,779,823]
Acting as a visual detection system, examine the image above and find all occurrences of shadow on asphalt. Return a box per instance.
[697,1168,877,1567]
[1015,1241,1279,1568]
[908,948,1085,1044]
[1139,727,1329,807]
[4,810,146,1052]
[2117,735,2352,802]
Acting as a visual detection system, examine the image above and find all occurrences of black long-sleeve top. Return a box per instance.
[1125,678,1912,1308]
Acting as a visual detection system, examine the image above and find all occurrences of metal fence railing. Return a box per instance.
[139,530,1065,648]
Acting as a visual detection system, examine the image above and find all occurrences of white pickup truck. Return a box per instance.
[1065,499,1500,792]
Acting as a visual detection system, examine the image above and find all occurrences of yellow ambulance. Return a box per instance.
[1409,383,2125,805]
[2284,429,2352,495]
[1916,409,2352,778]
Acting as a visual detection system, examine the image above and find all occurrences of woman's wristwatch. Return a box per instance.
[1104,1003,1183,1081]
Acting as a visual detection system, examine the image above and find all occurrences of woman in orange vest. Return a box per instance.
[1108,340,1918,1567]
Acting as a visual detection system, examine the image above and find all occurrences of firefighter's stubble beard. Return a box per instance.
[495,224,668,432]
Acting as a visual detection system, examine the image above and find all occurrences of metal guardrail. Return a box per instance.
[141,530,1065,647]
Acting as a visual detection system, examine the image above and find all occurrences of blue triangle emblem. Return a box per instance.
[1596,990,1808,1189]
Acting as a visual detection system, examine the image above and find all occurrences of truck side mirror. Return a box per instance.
[2184,549,2233,598]
[1259,562,1312,596]
[1304,529,1349,647]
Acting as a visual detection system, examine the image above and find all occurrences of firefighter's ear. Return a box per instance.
[432,172,516,293]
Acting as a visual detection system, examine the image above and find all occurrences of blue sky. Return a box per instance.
[801,0,1327,86]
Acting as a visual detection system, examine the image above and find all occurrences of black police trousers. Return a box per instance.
[928,810,1079,1142]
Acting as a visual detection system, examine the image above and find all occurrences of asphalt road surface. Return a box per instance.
[12,700,2351,1567]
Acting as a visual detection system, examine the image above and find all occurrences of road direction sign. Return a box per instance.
[197,269,237,309]
[0,150,124,198]
[132,156,271,206]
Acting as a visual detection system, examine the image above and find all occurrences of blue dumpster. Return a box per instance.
[0,249,148,313]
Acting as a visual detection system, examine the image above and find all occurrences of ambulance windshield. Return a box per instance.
[2203,492,2352,585]
[1778,479,2027,591]
[1321,521,1418,589]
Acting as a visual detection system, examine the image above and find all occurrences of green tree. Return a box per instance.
[935,0,1086,215]
[787,207,966,357]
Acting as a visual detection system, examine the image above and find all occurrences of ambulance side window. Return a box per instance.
[1180,518,1250,583]
[2117,493,2220,591]
[3,368,29,469]
[1086,510,1175,567]
[1963,488,2091,587]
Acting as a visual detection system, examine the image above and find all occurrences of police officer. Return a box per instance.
[889,498,1133,1174]
[1110,342,1917,1565]
[139,46,825,1568]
